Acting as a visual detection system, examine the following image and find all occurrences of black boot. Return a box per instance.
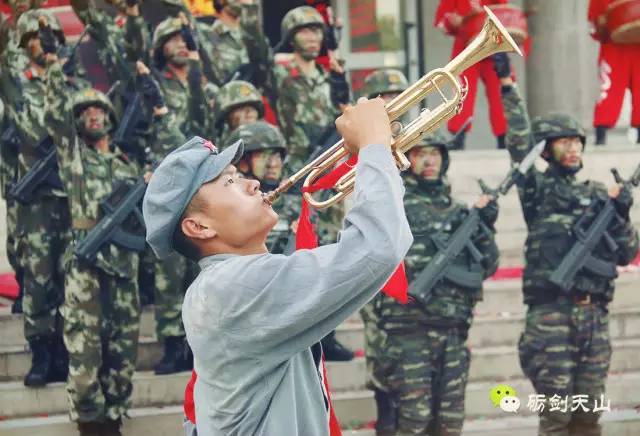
[497,134,506,149]
[450,131,466,150]
[24,335,52,387]
[103,418,123,436]
[595,126,607,145]
[321,331,353,361]
[154,336,192,375]
[637,127,640,144]
[77,422,103,436]
[49,335,69,383]
[374,389,397,436]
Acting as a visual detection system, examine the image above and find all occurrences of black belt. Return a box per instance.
[529,292,608,307]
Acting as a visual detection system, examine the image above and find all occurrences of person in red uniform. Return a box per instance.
[589,0,640,145]
[434,0,509,150]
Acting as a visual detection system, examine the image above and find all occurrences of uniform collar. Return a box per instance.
[198,253,239,270]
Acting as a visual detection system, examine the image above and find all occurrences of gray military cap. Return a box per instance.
[143,136,244,259]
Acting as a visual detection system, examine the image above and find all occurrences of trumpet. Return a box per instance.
[265,7,522,210]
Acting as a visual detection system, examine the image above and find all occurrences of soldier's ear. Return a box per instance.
[181,217,217,240]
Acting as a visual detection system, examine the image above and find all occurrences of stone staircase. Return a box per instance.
[1,146,640,435]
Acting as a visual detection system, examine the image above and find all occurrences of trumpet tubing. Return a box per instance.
[266,6,522,210]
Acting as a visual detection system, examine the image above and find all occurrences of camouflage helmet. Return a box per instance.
[16,9,65,48]
[413,130,450,174]
[361,69,409,99]
[281,6,324,45]
[71,87,117,128]
[225,121,286,155]
[531,112,586,160]
[152,16,183,66]
[216,80,265,127]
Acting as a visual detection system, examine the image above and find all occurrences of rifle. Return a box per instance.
[8,137,63,205]
[74,177,147,263]
[180,7,216,84]
[409,140,545,306]
[548,163,640,291]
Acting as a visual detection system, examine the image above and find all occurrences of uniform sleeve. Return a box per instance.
[44,61,85,197]
[184,59,214,138]
[611,209,640,266]
[240,3,272,90]
[198,144,413,362]
[474,222,500,279]
[147,111,186,166]
[502,83,543,227]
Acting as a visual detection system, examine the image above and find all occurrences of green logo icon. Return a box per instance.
[489,384,517,407]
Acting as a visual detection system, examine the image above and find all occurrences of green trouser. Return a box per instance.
[18,195,69,340]
[518,303,611,436]
[61,258,140,422]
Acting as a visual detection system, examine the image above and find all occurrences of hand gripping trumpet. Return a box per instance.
[265,7,522,210]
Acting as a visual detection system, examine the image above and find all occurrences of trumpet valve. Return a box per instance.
[393,149,411,171]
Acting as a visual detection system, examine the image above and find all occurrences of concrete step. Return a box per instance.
[2,407,638,436]
[5,335,640,418]
[331,371,640,424]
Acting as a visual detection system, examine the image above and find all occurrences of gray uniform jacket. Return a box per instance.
[182,143,413,436]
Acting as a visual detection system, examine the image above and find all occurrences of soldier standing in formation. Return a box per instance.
[8,9,78,387]
[369,131,499,435]
[498,54,639,435]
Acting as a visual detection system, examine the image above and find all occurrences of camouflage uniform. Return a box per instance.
[266,6,342,176]
[502,83,639,436]
[0,3,42,314]
[367,134,500,435]
[7,11,76,388]
[45,64,141,423]
[147,16,213,138]
[215,80,265,148]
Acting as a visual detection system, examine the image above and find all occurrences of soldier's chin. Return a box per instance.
[299,49,319,61]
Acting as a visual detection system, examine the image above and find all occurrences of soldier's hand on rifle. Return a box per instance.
[475,194,499,227]
[136,61,167,112]
[38,16,58,55]
[610,184,634,219]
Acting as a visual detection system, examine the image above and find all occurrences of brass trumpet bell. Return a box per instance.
[267,7,522,210]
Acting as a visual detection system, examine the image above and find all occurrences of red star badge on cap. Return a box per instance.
[203,140,217,153]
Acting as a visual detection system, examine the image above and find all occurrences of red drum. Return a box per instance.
[460,4,528,47]
[607,0,640,44]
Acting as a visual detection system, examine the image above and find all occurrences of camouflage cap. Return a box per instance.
[224,121,286,154]
[361,69,409,99]
[531,112,586,160]
[16,8,65,48]
[281,6,324,45]
[216,80,265,126]
[412,131,450,174]
[71,88,117,126]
